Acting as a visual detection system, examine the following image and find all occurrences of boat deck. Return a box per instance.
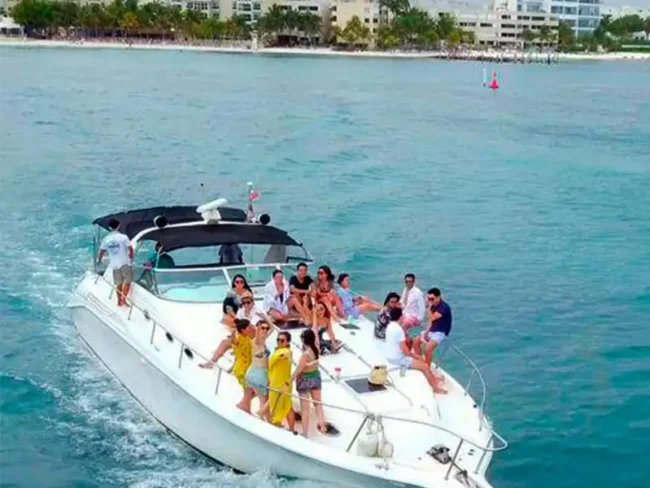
[141,290,494,477]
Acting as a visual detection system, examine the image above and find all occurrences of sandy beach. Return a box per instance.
[1,37,649,61]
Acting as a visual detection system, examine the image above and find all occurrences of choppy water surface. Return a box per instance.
[1,47,649,488]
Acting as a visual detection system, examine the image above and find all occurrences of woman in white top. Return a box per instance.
[263,269,300,324]
[236,291,266,326]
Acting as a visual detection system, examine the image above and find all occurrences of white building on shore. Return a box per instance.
[420,0,559,48]
[458,9,558,47]
[330,0,380,37]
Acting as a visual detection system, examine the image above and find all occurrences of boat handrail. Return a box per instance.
[137,262,298,274]
[97,275,507,480]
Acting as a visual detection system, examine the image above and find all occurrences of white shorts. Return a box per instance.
[426,331,447,344]
[387,355,414,368]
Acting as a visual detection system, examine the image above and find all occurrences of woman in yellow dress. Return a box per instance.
[261,331,295,430]
[200,318,255,412]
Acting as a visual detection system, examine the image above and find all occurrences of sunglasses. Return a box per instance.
[428,296,436,301]
[277,338,287,343]
[261,326,270,331]
[242,300,253,305]
[234,279,244,284]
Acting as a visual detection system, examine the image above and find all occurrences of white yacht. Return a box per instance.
[68,196,507,488]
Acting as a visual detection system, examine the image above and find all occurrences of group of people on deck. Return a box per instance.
[202,265,452,433]
[373,274,453,394]
[199,315,328,438]
[201,265,339,437]
[97,220,454,404]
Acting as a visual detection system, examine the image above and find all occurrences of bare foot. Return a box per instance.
[199,361,214,369]
[433,386,448,395]
[236,403,251,414]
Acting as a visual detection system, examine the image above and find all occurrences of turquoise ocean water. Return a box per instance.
[1,47,649,488]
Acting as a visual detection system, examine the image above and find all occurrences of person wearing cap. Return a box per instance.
[97,218,134,306]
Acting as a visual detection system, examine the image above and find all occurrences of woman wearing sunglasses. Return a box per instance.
[235,291,265,326]
[260,331,295,430]
[312,300,341,353]
[222,274,253,328]
[245,320,273,418]
[313,265,345,320]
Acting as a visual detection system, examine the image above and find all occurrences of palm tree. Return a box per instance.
[120,10,139,37]
[105,0,125,33]
[378,0,410,17]
[436,12,457,40]
[284,8,299,40]
[78,3,107,37]
[538,24,551,47]
[301,12,320,44]
[342,15,370,46]
[460,28,475,45]
[557,20,574,50]
[375,24,399,49]
[330,24,342,44]
[258,4,283,40]
[521,27,536,48]
[53,2,79,31]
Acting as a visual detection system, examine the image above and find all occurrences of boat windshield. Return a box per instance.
[134,263,300,303]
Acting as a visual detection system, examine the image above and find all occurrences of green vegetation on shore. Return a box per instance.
[11,0,253,39]
[559,14,650,52]
[8,0,650,52]
[9,0,474,48]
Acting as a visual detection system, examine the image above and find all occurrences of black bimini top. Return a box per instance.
[93,205,247,239]
[141,223,300,252]
[93,205,299,251]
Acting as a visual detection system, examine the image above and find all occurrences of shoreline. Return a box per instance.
[2,38,650,61]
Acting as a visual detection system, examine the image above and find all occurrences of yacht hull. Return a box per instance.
[70,303,427,488]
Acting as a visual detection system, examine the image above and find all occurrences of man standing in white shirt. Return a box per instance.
[384,307,446,394]
[97,219,134,307]
[401,273,425,330]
